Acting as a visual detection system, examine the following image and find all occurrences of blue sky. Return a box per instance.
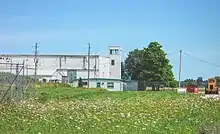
[0,0,220,80]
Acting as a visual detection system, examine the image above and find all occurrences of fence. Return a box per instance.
[0,62,35,103]
[123,80,178,91]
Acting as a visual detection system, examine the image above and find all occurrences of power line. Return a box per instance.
[182,51,220,68]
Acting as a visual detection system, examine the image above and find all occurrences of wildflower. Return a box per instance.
[127,112,131,118]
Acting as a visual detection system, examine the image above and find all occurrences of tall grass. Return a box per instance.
[0,86,220,134]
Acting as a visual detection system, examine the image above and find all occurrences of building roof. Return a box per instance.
[73,78,122,81]
[0,54,100,57]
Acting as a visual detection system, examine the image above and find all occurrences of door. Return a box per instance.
[67,70,77,83]
[97,82,101,88]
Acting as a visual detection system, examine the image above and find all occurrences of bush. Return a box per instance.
[78,77,83,87]
[37,82,72,88]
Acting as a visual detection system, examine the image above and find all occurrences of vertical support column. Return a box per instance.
[88,43,91,88]
[178,50,182,89]
[34,42,39,98]
[15,63,19,102]
[21,60,25,100]
[10,63,13,101]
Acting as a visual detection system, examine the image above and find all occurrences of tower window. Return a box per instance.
[111,60,115,65]
[110,49,120,55]
[115,49,119,54]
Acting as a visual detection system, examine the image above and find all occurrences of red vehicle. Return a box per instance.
[186,84,200,93]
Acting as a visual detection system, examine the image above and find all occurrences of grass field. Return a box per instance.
[1,86,220,134]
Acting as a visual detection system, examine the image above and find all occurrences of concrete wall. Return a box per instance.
[98,56,110,78]
[123,81,138,91]
[109,47,121,79]
[0,46,122,83]
[71,79,123,91]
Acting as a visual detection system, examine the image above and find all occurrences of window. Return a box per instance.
[107,82,114,88]
[111,60,115,65]
[97,82,101,88]
[83,82,87,85]
[83,57,86,69]
[115,49,119,55]
[110,49,119,55]
[42,79,47,83]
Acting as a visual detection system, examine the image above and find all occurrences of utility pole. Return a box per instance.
[178,50,182,89]
[94,52,97,78]
[10,59,12,73]
[15,63,19,102]
[87,43,91,88]
[22,60,25,100]
[34,43,39,98]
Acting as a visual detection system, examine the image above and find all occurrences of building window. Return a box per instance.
[42,79,47,83]
[111,60,115,65]
[83,57,86,69]
[107,82,114,88]
[83,82,87,85]
[115,49,119,55]
[110,49,120,55]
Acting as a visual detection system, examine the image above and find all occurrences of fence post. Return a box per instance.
[15,63,19,102]
[21,60,25,100]
[10,64,13,101]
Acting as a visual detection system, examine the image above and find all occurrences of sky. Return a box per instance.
[0,0,220,80]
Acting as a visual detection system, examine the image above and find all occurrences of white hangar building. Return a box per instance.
[0,46,123,91]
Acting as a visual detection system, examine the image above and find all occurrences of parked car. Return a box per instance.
[186,84,199,93]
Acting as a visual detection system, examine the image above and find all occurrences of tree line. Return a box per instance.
[182,76,220,87]
[121,42,178,90]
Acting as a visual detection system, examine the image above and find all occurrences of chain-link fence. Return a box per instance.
[123,80,178,91]
[0,62,35,103]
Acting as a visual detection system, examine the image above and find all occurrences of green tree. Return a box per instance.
[184,79,197,86]
[169,80,178,88]
[124,49,144,80]
[197,77,203,87]
[121,62,129,80]
[215,76,220,82]
[142,42,174,86]
[124,42,175,90]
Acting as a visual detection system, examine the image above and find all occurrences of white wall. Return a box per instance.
[98,56,110,78]
[60,56,98,70]
[71,79,123,91]
[76,70,97,79]
[109,47,121,79]
[0,50,122,82]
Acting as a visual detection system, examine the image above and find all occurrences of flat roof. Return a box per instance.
[0,54,100,57]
